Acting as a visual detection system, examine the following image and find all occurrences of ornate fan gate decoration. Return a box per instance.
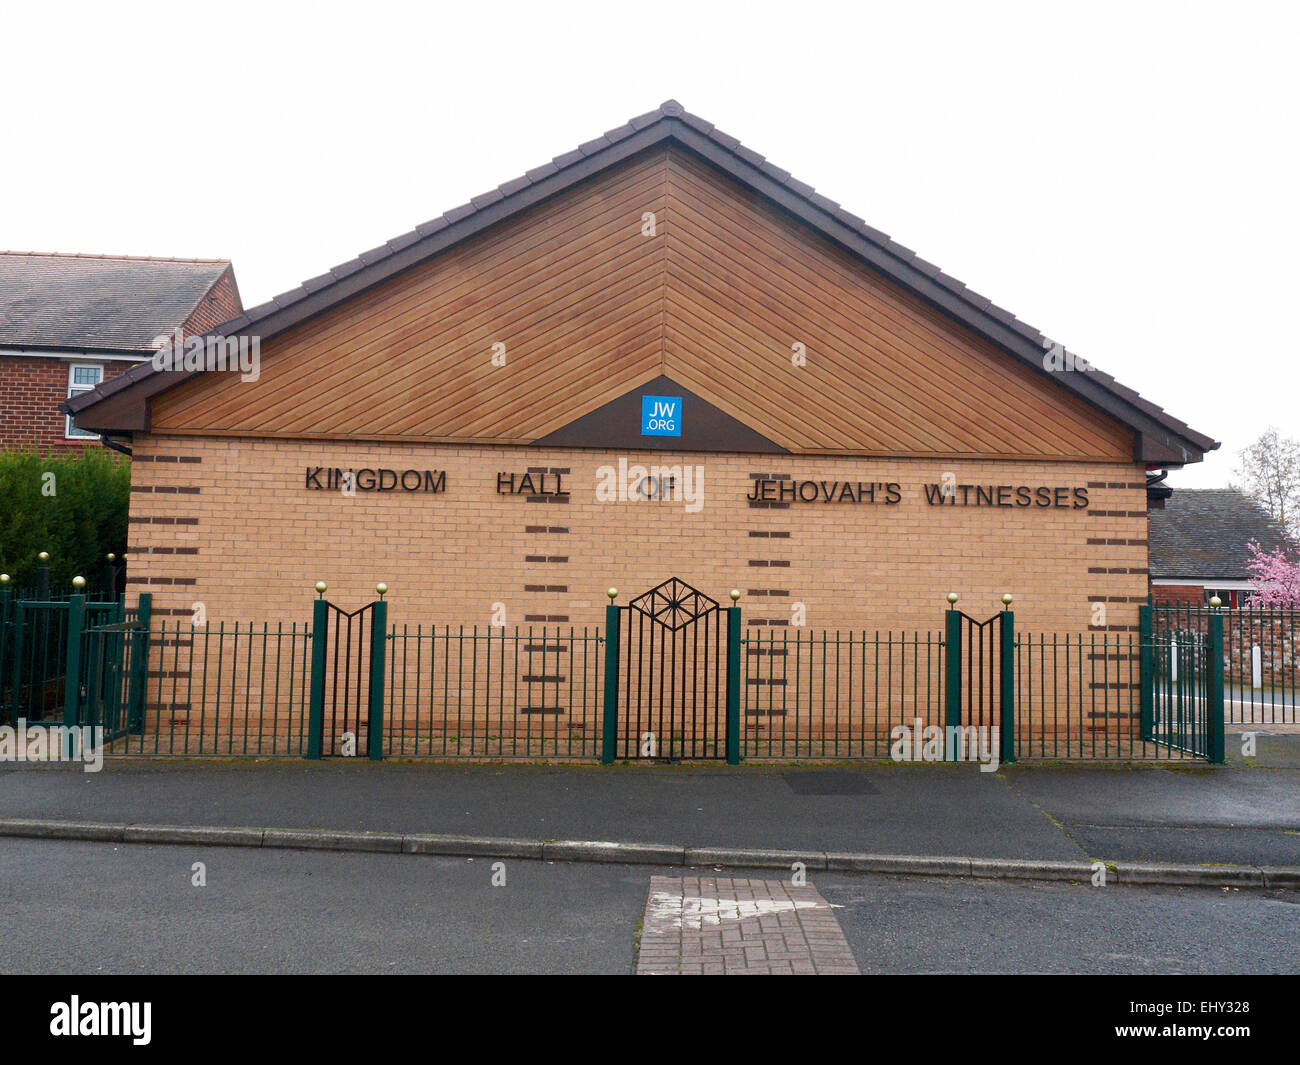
[617,578,725,760]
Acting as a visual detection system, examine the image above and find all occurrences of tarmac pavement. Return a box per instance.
[0,734,1296,870]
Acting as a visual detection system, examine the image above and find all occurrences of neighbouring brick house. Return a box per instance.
[0,252,241,451]
[1149,487,1295,607]
[1149,488,1298,688]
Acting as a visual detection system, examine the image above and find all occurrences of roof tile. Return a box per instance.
[578,136,611,157]
[628,108,664,130]
[468,189,504,210]
[301,272,336,294]
[387,231,421,253]
[442,203,476,224]
[784,176,816,198]
[0,253,234,352]
[524,161,560,183]
[808,191,839,214]
[414,216,450,237]
[1150,488,1295,580]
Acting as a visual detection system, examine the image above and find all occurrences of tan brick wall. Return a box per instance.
[125,433,1149,635]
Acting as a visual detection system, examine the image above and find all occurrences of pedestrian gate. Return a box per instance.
[612,578,728,760]
[954,610,1004,730]
[314,598,382,757]
[1140,612,1217,759]
[944,607,1015,763]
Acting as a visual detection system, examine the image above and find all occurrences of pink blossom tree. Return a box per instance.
[1244,540,1300,608]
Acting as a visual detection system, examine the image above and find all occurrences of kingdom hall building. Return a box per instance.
[65,101,1215,641]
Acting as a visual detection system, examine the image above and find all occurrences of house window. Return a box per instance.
[1204,588,1248,608]
[65,363,103,439]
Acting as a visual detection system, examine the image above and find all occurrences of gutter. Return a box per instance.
[99,433,132,458]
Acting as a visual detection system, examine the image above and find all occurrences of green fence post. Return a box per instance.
[0,578,11,722]
[36,558,49,601]
[944,596,962,761]
[127,593,151,732]
[306,591,329,760]
[1000,604,1015,765]
[1208,606,1225,764]
[600,594,621,764]
[62,590,85,758]
[10,596,25,723]
[726,596,742,765]
[1138,604,1154,741]
[367,595,387,761]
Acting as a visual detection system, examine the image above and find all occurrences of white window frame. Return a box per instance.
[65,362,104,440]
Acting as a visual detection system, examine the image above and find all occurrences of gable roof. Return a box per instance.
[1150,488,1295,581]
[62,100,1216,464]
[0,252,235,354]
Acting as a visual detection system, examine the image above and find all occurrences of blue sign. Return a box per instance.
[640,395,682,437]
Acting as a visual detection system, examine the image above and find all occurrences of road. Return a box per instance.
[1,838,1296,974]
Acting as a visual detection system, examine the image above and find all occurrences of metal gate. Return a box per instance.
[615,578,727,760]
[955,611,1003,729]
[2,595,121,724]
[78,617,147,741]
[1143,624,1212,758]
[319,600,377,757]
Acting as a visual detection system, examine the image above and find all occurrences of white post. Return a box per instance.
[1252,644,1262,689]
[1170,637,1178,682]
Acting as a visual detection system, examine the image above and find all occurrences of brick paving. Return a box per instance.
[636,875,859,975]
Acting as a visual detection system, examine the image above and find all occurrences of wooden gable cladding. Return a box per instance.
[660,151,1132,460]
[150,145,1134,460]
[151,149,674,442]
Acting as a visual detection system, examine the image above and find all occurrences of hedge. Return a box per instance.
[0,447,130,591]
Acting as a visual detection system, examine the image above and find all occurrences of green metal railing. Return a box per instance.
[104,618,313,756]
[1,588,126,724]
[3,589,1252,764]
[384,624,605,759]
[1015,630,1217,761]
[739,628,947,759]
[1148,604,1297,726]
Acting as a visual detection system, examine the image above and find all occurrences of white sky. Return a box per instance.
[3,1,1295,486]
